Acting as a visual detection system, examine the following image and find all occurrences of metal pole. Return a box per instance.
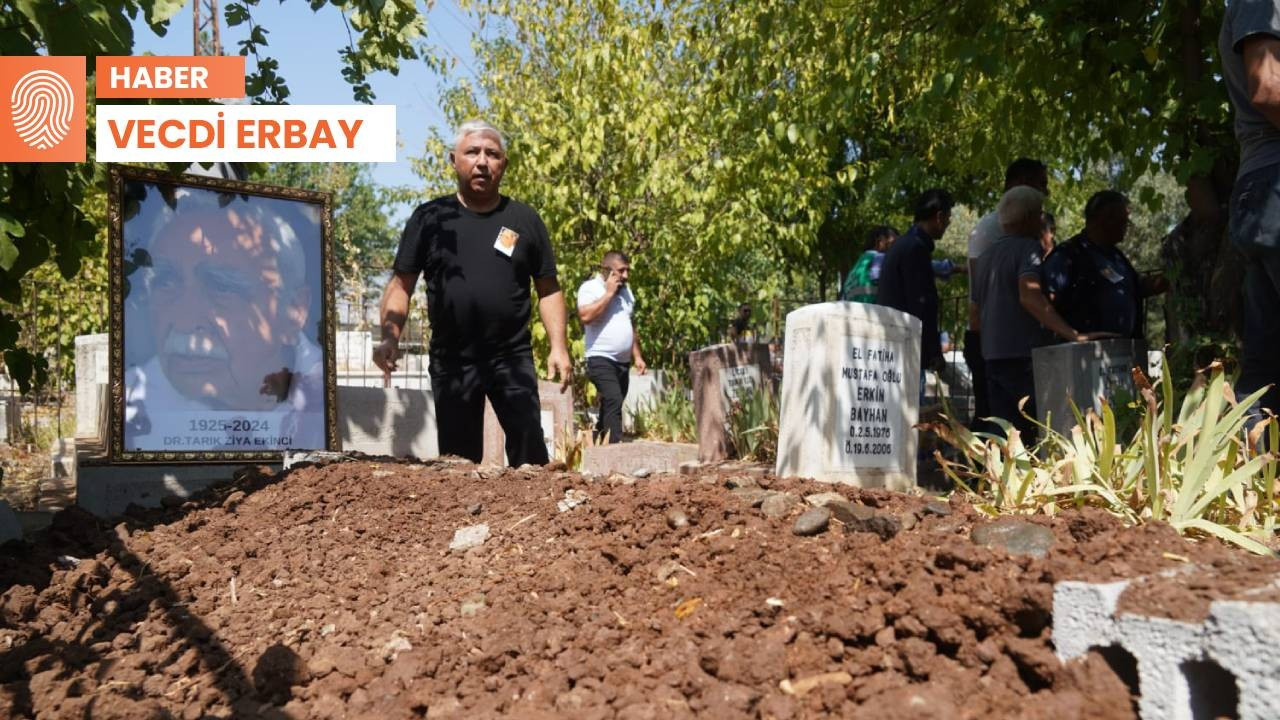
[192,0,201,55]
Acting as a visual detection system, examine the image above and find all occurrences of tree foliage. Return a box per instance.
[256,162,400,303]
[426,0,1238,373]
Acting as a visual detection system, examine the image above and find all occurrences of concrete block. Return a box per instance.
[76,463,241,517]
[1054,574,1280,720]
[74,334,109,439]
[337,385,437,459]
[581,440,698,476]
[1032,339,1147,438]
[622,368,668,432]
[774,303,920,490]
[689,343,773,462]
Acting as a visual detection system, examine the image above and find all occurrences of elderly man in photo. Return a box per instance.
[973,187,1101,443]
[375,120,571,465]
[578,250,646,444]
[124,197,325,451]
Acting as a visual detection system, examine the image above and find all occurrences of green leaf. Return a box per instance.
[0,233,17,272]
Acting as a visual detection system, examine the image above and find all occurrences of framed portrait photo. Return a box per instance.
[107,165,338,462]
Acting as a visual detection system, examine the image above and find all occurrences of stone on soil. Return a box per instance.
[760,492,800,519]
[971,518,1054,558]
[448,524,490,552]
[731,487,772,508]
[666,509,690,530]
[804,492,847,508]
[792,507,831,536]
[557,489,589,513]
[827,501,901,540]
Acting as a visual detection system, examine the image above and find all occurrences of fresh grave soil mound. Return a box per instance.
[0,459,1268,719]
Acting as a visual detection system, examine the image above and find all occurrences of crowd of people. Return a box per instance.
[840,159,1168,442]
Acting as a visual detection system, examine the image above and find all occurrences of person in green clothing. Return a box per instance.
[841,225,898,302]
[841,225,962,302]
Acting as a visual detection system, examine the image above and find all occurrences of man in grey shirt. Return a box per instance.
[1221,0,1280,436]
[973,187,1097,442]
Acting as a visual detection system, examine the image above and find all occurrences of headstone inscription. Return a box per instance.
[1032,339,1148,438]
[775,303,921,490]
[688,342,773,462]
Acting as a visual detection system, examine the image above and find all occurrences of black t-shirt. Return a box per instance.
[393,195,557,360]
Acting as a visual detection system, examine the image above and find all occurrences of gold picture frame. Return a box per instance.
[107,164,338,463]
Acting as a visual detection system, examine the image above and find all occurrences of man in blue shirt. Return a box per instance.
[878,189,954,374]
[1040,191,1168,339]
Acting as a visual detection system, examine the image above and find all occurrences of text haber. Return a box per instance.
[109,65,208,90]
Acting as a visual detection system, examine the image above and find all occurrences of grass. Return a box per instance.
[726,384,779,463]
[631,379,697,444]
[926,363,1279,555]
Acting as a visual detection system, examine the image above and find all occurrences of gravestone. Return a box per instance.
[338,386,437,458]
[622,368,668,433]
[689,343,773,462]
[75,333,109,438]
[1032,339,1148,438]
[775,303,921,490]
[581,439,698,476]
[481,381,574,466]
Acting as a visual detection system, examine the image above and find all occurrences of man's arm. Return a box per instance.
[373,271,419,374]
[1244,35,1280,129]
[535,275,572,389]
[631,331,646,374]
[577,272,621,324]
[1017,273,1088,343]
[1141,272,1171,297]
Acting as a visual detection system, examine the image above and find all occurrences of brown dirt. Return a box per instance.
[0,459,1265,719]
[1115,554,1280,623]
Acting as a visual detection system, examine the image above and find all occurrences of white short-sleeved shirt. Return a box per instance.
[577,276,635,362]
[967,210,1002,260]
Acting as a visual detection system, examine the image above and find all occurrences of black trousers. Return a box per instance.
[985,357,1038,445]
[963,330,994,432]
[586,356,630,443]
[429,353,549,466]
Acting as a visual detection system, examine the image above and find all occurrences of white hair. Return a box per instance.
[452,119,506,152]
[997,186,1045,235]
[138,186,308,295]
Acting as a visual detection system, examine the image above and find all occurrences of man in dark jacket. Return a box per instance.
[877,188,954,374]
[1040,191,1168,340]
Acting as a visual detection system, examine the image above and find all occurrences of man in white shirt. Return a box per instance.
[577,251,646,443]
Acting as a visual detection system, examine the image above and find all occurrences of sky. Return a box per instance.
[129,0,488,217]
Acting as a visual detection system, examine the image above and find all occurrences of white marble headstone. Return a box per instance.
[775,303,921,490]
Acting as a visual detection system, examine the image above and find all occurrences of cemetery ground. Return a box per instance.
[2,456,1276,719]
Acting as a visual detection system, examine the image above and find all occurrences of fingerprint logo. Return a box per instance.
[10,69,75,151]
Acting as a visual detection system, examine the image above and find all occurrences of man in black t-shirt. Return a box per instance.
[374,120,571,465]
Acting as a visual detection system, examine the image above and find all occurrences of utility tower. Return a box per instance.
[192,0,222,56]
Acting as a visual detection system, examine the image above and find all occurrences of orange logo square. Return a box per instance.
[0,56,86,162]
